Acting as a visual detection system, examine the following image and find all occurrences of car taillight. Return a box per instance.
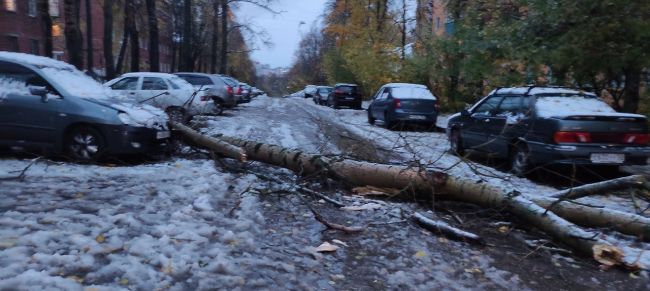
[335,89,344,94]
[623,133,650,145]
[553,131,592,144]
[237,87,242,94]
[225,85,233,94]
[393,98,401,108]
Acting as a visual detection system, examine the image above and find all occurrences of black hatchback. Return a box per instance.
[447,86,650,176]
[327,83,362,109]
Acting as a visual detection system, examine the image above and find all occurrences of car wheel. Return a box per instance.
[449,129,464,156]
[367,109,375,125]
[166,107,186,124]
[66,126,105,162]
[213,101,224,116]
[510,143,531,177]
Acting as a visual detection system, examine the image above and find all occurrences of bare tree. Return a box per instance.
[85,0,94,76]
[127,1,140,72]
[146,0,160,72]
[103,0,115,79]
[63,0,83,68]
[38,0,53,57]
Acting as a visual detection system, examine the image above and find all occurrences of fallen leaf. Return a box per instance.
[95,234,105,244]
[437,237,449,244]
[332,239,348,247]
[415,251,426,258]
[67,275,84,283]
[316,242,338,252]
[464,268,483,274]
[162,263,173,274]
[341,203,383,211]
[317,199,326,204]
[119,278,129,285]
[592,244,624,267]
[498,226,510,234]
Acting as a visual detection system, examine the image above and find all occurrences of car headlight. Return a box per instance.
[118,112,142,127]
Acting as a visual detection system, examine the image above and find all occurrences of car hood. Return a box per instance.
[83,98,169,130]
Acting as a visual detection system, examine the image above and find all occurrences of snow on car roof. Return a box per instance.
[385,83,428,89]
[0,51,75,70]
[390,85,437,100]
[122,72,179,78]
[490,87,597,96]
[335,83,357,87]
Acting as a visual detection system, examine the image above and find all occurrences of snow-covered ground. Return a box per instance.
[1,95,648,290]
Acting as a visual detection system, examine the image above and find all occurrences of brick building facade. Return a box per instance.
[0,0,174,78]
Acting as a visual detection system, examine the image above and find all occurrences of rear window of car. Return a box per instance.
[390,86,436,100]
[336,86,357,94]
[318,88,332,94]
[177,75,213,86]
[535,94,616,118]
[221,77,238,86]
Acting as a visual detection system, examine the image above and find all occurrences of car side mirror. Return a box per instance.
[461,109,471,117]
[29,86,49,102]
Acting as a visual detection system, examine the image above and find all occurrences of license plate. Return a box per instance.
[345,97,355,100]
[409,115,426,120]
[590,153,624,164]
[157,131,171,139]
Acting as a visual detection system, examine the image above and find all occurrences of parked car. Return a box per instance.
[105,72,214,122]
[304,85,318,99]
[220,76,245,103]
[446,86,650,176]
[327,83,363,109]
[313,86,333,105]
[367,83,439,130]
[0,52,170,162]
[174,72,238,112]
[238,83,252,103]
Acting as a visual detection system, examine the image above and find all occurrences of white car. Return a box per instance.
[104,72,217,122]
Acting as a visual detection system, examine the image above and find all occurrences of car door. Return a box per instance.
[0,61,63,146]
[462,95,503,151]
[139,77,174,109]
[373,88,391,119]
[368,87,384,118]
[483,95,527,155]
[109,76,141,102]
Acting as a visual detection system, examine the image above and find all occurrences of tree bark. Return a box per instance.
[170,122,247,162]
[413,212,483,244]
[38,0,53,57]
[146,0,160,72]
[219,0,228,74]
[551,175,647,201]
[64,0,83,68]
[210,0,220,73]
[84,0,94,76]
[180,0,193,71]
[103,0,115,79]
[622,66,642,113]
[115,3,129,75]
[127,1,140,72]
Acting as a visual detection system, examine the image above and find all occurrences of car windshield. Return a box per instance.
[40,67,119,99]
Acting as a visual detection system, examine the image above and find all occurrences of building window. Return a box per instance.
[28,0,37,16]
[30,39,39,55]
[3,0,17,12]
[49,0,59,17]
[7,35,19,52]
[53,51,64,60]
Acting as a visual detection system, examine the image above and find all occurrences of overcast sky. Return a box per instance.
[235,0,329,69]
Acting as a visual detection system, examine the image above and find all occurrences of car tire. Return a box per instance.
[330,99,338,109]
[355,103,363,110]
[166,107,187,124]
[510,143,531,177]
[367,109,375,125]
[449,129,465,156]
[65,126,106,162]
[213,100,224,116]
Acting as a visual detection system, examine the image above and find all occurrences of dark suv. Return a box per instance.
[447,86,650,176]
[327,83,362,109]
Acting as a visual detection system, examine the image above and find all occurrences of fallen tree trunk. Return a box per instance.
[179,132,647,269]
[550,175,648,200]
[170,122,247,162]
[532,197,650,240]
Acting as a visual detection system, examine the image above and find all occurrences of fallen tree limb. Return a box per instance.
[550,175,648,200]
[170,122,247,162]
[175,132,648,269]
[413,212,483,244]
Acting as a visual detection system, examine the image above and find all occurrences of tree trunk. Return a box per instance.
[38,0,53,57]
[551,175,647,201]
[63,0,83,68]
[622,66,641,113]
[210,0,220,73]
[219,0,228,74]
[181,132,648,269]
[127,1,139,72]
[180,0,193,71]
[115,3,129,75]
[169,122,247,162]
[84,0,94,76]
[103,0,115,79]
[146,0,160,72]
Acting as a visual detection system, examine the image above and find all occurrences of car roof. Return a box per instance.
[0,51,75,70]
[335,83,357,87]
[174,72,214,78]
[317,86,333,89]
[122,72,179,78]
[491,86,597,97]
[383,83,427,89]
